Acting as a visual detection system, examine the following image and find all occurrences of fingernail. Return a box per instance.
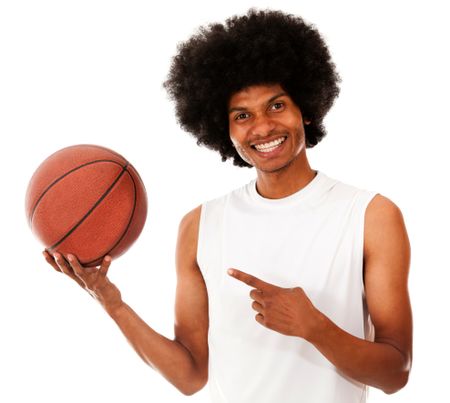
[67,254,74,261]
[227,269,234,275]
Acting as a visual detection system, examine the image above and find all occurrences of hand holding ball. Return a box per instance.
[26,144,147,266]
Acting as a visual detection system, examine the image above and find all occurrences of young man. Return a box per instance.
[44,9,412,403]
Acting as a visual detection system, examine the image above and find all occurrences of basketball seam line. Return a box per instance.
[29,159,126,227]
[83,168,139,266]
[46,162,130,252]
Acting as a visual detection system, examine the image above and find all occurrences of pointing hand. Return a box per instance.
[227,268,320,340]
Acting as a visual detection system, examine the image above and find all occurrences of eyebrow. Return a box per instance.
[228,92,287,114]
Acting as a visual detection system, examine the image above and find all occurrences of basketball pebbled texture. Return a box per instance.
[25,144,147,266]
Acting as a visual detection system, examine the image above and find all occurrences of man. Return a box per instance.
[44,9,412,402]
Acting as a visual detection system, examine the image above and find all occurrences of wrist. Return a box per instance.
[103,296,126,317]
[303,307,329,344]
[89,281,123,315]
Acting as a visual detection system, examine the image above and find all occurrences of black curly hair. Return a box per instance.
[164,8,341,168]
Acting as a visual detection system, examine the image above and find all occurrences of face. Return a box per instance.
[228,84,309,174]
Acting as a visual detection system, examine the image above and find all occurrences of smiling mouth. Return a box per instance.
[251,136,287,153]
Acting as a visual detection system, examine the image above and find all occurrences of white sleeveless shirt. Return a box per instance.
[197,171,378,403]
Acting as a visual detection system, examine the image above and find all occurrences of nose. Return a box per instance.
[249,112,276,138]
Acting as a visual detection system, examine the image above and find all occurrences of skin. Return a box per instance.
[228,84,314,199]
[44,83,412,396]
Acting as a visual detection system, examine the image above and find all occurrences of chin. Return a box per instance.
[256,160,289,173]
[259,153,301,173]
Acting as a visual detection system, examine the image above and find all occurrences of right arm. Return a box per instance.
[45,205,208,396]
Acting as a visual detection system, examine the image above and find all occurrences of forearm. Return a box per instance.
[107,302,204,395]
[309,312,411,394]
[48,253,205,394]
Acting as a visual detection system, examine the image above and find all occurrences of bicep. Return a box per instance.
[363,195,413,364]
[174,205,209,373]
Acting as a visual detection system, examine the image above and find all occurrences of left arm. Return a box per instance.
[228,194,412,394]
[310,195,412,393]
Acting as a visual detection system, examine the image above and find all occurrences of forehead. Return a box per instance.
[228,84,287,107]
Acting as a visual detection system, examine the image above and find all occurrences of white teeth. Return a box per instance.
[254,136,286,151]
[258,144,279,153]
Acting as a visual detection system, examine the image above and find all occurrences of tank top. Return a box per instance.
[197,170,378,403]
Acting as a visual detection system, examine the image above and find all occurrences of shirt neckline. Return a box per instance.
[247,170,325,208]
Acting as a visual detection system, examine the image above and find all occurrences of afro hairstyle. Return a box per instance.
[164,8,341,167]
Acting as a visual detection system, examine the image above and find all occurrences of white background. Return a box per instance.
[1,0,448,402]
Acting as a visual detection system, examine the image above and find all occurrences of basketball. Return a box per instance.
[25,144,147,266]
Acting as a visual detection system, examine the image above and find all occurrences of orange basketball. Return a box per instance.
[25,144,147,266]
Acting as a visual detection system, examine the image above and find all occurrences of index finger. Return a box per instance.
[227,268,274,292]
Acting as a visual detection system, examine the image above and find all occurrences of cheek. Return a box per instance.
[294,124,306,146]
[230,135,254,166]
[235,144,254,166]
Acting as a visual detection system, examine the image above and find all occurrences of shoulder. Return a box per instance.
[364,194,410,260]
[366,193,403,218]
[178,205,202,238]
[365,194,406,234]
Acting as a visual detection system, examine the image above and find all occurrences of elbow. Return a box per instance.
[179,384,202,396]
[382,368,411,395]
[381,347,412,395]
[180,388,200,397]
[178,377,207,396]
[179,387,196,396]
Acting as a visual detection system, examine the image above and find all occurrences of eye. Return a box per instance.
[270,102,285,111]
[235,112,250,121]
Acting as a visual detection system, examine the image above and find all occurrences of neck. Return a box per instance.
[255,151,316,199]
